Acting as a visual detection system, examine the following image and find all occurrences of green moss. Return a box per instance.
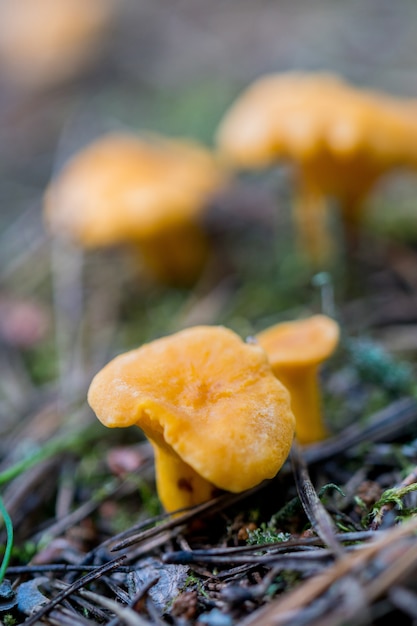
[183,573,209,599]
[347,337,415,397]
[246,525,290,546]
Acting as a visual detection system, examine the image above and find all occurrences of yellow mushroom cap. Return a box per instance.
[216,72,417,173]
[256,314,340,370]
[0,0,112,89]
[44,132,225,247]
[216,73,356,167]
[88,325,295,493]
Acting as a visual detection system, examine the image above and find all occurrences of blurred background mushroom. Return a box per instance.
[0,0,114,92]
[44,131,227,287]
[88,325,295,512]
[216,72,417,266]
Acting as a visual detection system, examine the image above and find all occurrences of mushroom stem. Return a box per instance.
[270,366,327,445]
[152,445,219,512]
[294,176,333,266]
[135,222,210,286]
[339,193,366,255]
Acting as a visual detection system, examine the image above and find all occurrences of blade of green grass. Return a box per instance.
[0,495,13,584]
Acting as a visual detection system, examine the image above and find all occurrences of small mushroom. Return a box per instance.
[44,132,226,286]
[216,72,417,264]
[88,325,295,512]
[256,315,340,445]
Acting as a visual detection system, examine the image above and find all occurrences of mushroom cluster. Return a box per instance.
[217,72,417,264]
[88,325,295,512]
[46,70,412,515]
[44,132,226,286]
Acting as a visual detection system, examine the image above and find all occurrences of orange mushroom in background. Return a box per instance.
[216,72,417,265]
[44,132,226,286]
[88,325,295,513]
[256,314,340,445]
[0,0,113,90]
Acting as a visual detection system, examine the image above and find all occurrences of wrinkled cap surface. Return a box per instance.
[88,325,295,493]
[44,132,225,246]
[256,315,340,369]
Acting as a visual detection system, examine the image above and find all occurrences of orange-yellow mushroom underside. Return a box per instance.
[88,326,295,500]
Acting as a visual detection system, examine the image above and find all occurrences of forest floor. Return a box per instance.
[2,2,417,624]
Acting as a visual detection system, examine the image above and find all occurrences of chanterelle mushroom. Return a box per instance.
[88,325,295,512]
[256,315,340,445]
[44,132,225,286]
[0,0,112,89]
[216,72,417,264]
